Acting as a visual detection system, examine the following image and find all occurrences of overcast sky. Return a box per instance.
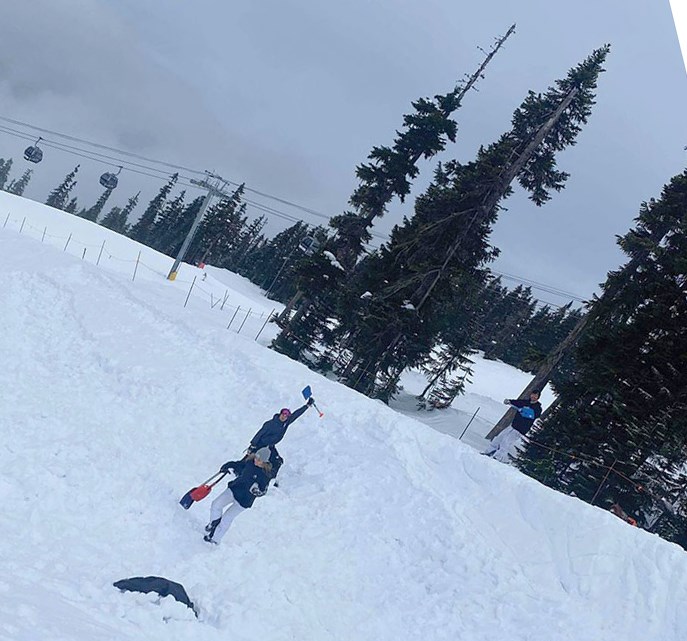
[1,0,685,307]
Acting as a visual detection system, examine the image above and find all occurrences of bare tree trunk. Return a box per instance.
[485,313,589,439]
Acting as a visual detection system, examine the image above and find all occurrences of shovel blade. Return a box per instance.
[190,484,212,501]
[179,490,195,510]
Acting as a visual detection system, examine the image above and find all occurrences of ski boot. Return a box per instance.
[204,518,221,543]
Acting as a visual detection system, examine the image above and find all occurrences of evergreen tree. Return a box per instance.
[6,169,33,196]
[330,45,610,400]
[79,187,113,222]
[128,174,178,244]
[245,222,313,303]
[231,216,267,273]
[101,192,139,235]
[186,184,246,265]
[149,190,187,254]
[481,286,537,361]
[0,158,13,190]
[64,197,79,214]
[517,170,687,546]
[165,196,204,258]
[273,28,515,363]
[46,165,79,210]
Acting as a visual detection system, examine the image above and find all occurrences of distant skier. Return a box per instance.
[204,447,274,544]
[483,389,542,462]
[244,398,315,479]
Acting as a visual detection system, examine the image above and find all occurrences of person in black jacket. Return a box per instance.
[483,390,542,462]
[244,398,315,480]
[203,447,273,545]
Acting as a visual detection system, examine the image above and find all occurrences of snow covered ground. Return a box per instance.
[2,190,686,641]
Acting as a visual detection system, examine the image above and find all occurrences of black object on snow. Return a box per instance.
[113,576,197,617]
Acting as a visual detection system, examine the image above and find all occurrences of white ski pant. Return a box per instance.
[209,488,247,543]
[484,426,524,462]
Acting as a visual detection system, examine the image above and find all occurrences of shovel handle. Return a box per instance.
[200,471,227,486]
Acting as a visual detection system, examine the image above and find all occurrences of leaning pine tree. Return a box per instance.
[516,169,687,547]
[271,25,516,363]
[333,44,611,400]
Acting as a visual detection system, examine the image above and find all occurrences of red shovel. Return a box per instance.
[179,471,227,509]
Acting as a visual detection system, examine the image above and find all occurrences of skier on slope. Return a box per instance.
[204,447,274,544]
[483,389,542,462]
[244,398,315,479]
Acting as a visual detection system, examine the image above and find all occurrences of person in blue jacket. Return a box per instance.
[484,390,542,462]
[204,447,273,545]
[245,398,315,478]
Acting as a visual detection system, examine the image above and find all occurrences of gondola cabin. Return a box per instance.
[23,145,43,163]
[99,172,119,189]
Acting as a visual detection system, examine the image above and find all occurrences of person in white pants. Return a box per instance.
[204,447,273,544]
[208,493,247,543]
[485,426,525,462]
[483,391,542,462]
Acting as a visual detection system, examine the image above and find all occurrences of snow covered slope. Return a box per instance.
[1,191,686,641]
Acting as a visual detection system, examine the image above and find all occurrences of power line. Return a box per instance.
[0,115,590,305]
[0,113,334,220]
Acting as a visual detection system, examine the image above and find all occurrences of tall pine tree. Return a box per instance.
[331,45,610,400]
[79,187,113,222]
[517,170,687,546]
[6,168,33,196]
[272,27,516,362]
[128,174,178,245]
[0,158,13,190]
[46,165,79,209]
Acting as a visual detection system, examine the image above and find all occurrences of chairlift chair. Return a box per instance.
[99,166,122,189]
[23,137,44,163]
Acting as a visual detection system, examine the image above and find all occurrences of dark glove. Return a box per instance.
[503,399,511,405]
[219,462,233,473]
[307,397,315,407]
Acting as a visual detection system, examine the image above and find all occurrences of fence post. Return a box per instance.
[3,213,9,228]
[184,276,197,308]
[41,227,47,243]
[96,240,106,266]
[459,407,480,441]
[236,307,252,334]
[255,308,276,341]
[132,251,141,281]
[19,217,26,233]
[63,234,72,252]
[227,305,241,330]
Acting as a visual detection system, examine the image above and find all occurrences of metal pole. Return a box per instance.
[19,217,26,233]
[132,250,141,281]
[96,240,106,266]
[459,407,480,441]
[227,305,241,330]
[236,307,252,334]
[184,276,197,308]
[63,233,72,252]
[167,179,215,281]
[2,213,9,228]
[255,308,276,341]
[41,226,47,242]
